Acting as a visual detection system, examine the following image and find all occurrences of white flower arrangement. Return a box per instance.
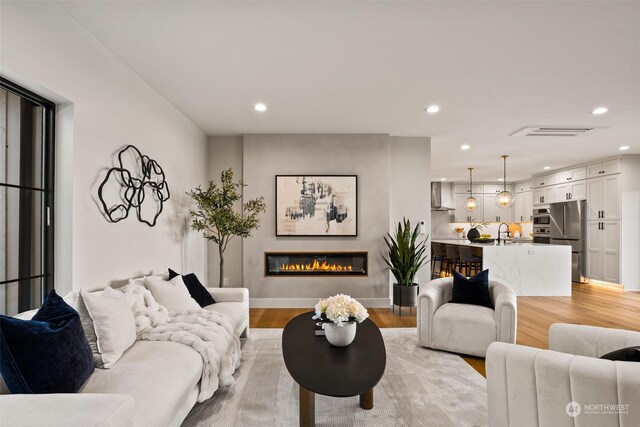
[313,294,369,327]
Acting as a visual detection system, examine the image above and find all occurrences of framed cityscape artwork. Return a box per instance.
[275,175,358,236]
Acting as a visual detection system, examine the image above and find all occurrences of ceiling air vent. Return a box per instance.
[510,126,595,137]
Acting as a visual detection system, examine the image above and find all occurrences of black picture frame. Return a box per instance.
[275,175,358,237]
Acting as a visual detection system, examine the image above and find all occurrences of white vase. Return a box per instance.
[324,321,357,347]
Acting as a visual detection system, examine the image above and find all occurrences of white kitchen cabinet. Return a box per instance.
[587,219,620,283]
[515,180,533,193]
[454,194,484,222]
[514,191,533,222]
[586,175,620,221]
[544,186,556,204]
[482,184,514,194]
[482,195,512,222]
[533,186,556,206]
[533,173,556,188]
[555,181,586,201]
[454,194,469,222]
[555,166,587,184]
[587,158,622,178]
[454,184,483,194]
[587,221,603,280]
[514,193,523,222]
[483,195,497,223]
[482,184,501,194]
[524,191,533,221]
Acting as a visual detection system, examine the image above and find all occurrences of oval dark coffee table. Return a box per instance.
[282,312,386,427]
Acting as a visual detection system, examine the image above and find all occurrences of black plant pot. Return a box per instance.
[392,283,419,316]
[467,228,480,242]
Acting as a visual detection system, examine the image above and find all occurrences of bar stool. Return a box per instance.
[444,245,461,276]
[431,243,447,279]
[458,246,482,276]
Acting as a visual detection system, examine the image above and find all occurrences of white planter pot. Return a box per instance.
[324,321,357,347]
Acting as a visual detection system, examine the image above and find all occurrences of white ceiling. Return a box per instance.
[58,1,640,182]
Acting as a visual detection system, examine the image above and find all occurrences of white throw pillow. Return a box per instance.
[64,291,102,367]
[128,272,168,289]
[144,275,200,312]
[81,287,137,369]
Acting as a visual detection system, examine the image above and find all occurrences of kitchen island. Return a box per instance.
[432,239,572,296]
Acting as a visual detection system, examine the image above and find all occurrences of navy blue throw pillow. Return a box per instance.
[169,268,216,307]
[600,346,640,362]
[0,290,94,394]
[450,269,493,309]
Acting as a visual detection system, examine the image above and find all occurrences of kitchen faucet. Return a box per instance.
[497,223,511,245]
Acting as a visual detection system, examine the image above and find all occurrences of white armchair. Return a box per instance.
[417,277,517,357]
[486,324,640,427]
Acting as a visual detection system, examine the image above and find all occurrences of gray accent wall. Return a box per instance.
[207,136,244,288]
[208,134,430,307]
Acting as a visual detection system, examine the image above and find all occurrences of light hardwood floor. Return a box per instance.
[250,283,640,377]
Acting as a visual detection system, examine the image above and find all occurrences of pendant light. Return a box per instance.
[465,167,478,211]
[495,155,515,208]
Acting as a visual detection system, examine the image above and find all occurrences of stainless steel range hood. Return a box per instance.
[431,182,455,211]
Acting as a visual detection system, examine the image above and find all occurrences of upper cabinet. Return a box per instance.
[514,191,533,222]
[533,186,556,206]
[586,175,620,220]
[453,194,484,222]
[533,173,556,188]
[555,166,587,183]
[482,194,513,223]
[483,184,514,194]
[482,184,501,194]
[515,180,533,193]
[555,181,586,201]
[454,184,483,194]
[587,158,622,178]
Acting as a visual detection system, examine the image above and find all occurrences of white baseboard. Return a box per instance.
[249,298,391,308]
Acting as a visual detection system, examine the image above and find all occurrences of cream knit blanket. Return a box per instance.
[117,282,241,402]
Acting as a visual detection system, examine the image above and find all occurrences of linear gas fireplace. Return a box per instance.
[265,251,368,276]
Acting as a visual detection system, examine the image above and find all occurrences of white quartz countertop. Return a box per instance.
[432,239,558,248]
[432,239,572,296]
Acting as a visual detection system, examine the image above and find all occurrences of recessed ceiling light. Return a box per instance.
[425,105,440,114]
[592,107,608,115]
[619,145,630,151]
[440,177,446,181]
[498,178,504,182]
[254,103,267,112]
[460,145,471,151]
[543,166,551,170]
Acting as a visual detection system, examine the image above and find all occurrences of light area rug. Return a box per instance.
[182,328,488,427]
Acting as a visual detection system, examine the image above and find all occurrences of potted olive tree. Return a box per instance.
[187,168,266,287]
[383,218,429,314]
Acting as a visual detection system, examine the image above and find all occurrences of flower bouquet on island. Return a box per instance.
[313,294,369,346]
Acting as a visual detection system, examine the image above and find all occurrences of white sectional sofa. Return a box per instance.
[486,323,640,427]
[0,287,249,427]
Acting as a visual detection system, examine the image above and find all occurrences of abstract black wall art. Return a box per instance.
[98,145,170,227]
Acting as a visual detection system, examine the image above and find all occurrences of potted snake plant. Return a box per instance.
[383,218,429,313]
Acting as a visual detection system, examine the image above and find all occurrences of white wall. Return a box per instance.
[1,1,207,291]
[389,137,431,286]
[54,104,74,296]
[621,155,640,291]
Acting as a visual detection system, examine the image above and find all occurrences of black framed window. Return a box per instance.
[0,77,55,316]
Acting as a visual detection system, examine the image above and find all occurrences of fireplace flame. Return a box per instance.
[280,259,354,272]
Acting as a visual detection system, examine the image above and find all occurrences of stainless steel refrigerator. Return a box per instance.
[550,200,587,283]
